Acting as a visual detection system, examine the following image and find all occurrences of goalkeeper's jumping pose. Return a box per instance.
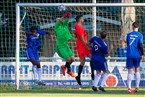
[54,12,76,78]
[25,26,51,85]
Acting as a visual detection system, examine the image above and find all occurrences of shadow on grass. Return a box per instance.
[1,87,145,95]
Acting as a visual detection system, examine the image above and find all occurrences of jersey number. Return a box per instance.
[129,37,136,45]
[94,45,98,51]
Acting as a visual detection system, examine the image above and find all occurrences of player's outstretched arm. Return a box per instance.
[65,12,72,21]
[26,31,37,37]
[37,29,53,40]
[56,12,72,22]
[26,32,32,35]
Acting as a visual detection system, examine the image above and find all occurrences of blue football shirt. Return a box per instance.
[126,31,143,58]
[117,47,127,62]
[26,29,46,50]
[89,36,108,64]
[117,48,127,57]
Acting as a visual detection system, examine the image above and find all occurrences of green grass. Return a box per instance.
[1,87,145,97]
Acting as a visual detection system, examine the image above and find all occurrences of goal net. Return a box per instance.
[1,3,145,90]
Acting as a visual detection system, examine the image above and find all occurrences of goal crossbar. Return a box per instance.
[16,3,145,7]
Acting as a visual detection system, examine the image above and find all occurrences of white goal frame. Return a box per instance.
[16,3,145,90]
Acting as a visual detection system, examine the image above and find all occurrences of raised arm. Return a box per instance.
[56,12,72,22]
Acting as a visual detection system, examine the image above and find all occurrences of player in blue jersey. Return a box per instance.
[126,22,144,93]
[89,31,113,92]
[116,41,127,61]
[25,26,51,85]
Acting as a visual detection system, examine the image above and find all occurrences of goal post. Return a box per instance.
[16,4,20,90]
[16,3,145,90]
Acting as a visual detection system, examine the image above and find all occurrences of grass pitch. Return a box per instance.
[1,87,145,97]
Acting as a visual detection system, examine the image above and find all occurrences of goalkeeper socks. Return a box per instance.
[65,62,72,72]
[78,65,83,77]
[37,68,42,81]
[127,73,133,89]
[90,61,94,80]
[93,74,101,87]
[100,73,108,87]
[32,65,37,80]
[135,72,140,88]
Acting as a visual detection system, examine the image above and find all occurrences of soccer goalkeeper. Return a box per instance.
[54,12,76,78]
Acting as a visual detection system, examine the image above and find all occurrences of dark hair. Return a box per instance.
[132,22,139,28]
[100,31,107,39]
[75,14,83,22]
[30,26,37,31]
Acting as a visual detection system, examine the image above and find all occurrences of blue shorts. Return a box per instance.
[26,47,40,62]
[126,58,140,69]
[92,60,108,71]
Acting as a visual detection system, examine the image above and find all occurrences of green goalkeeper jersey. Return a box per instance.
[54,20,72,45]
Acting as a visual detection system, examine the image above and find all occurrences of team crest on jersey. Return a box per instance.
[31,36,39,39]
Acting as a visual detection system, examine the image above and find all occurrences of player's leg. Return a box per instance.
[26,48,39,81]
[64,46,75,77]
[127,69,134,93]
[99,62,109,92]
[32,65,37,81]
[126,58,134,93]
[65,56,76,77]
[58,44,75,77]
[134,58,141,92]
[76,58,85,86]
[92,71,101,91]
[64,57,72,73]
[66,56,74,72]
[99,70,109,92]
[31,52,45,85]
[30,58,39,80]
[134,67,140,92]
[56,45,68,76]
[88,54,94,80]
[78,58,85,76]
[26,48,45,85]
[75,47,87,86]
[34,52,41,81]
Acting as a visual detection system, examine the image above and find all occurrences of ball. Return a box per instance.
[58,4,66,12]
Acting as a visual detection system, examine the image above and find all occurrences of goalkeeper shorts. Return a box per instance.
[56,44,73,59]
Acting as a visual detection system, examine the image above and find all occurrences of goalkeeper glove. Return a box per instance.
[63,12,72,18]
[66,12,72,18]
[63,12,68,18]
